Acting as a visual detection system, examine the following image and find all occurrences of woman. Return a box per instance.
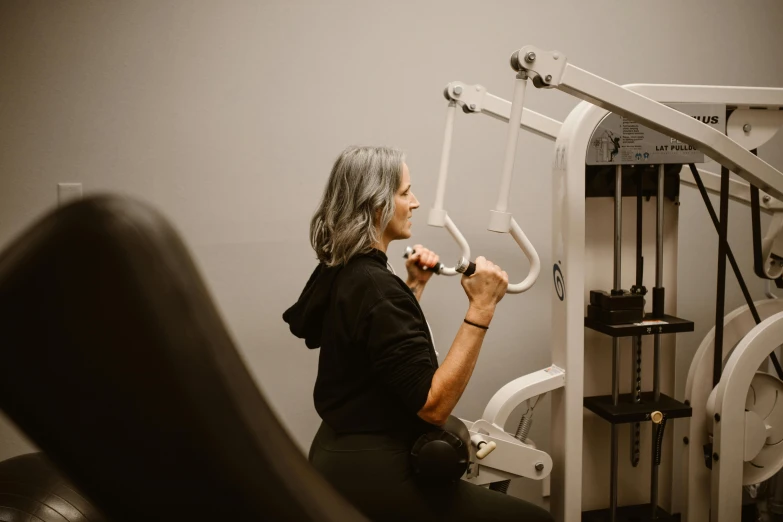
[284,146,552,522]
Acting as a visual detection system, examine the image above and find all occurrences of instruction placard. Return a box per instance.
[586,103,725,165]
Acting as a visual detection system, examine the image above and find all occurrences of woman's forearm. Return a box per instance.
[417,305,494,425]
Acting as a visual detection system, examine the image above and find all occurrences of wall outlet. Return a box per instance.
[57,183,83,207]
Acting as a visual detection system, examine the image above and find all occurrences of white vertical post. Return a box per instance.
[496,74,528,213]
[550,100,597,522]
[430,102,457,228]
[489,73,528,232]
[433,101,457,214]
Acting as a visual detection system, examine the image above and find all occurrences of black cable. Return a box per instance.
[750,148,768,279]
[688,164,783,381]
[751,184,766,278]
[713,165,731,387]
[689,164,761,323]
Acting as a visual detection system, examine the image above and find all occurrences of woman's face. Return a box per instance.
[382,162,419,245]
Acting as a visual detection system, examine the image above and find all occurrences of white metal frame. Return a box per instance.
[439,45,783,521]
[547,84,783,521]
[512,45,783,199]
[711,312,783,519]
[683,299,783,522]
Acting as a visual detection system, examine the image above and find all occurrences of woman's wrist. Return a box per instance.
[406,276,425,287]
[407,278,425,300]
[465,304,494,328]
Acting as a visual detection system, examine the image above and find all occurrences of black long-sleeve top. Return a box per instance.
[284,249,439,438]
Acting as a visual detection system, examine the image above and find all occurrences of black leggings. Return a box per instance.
[309,422,553,522]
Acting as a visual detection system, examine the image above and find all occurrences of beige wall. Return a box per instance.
[1,0,782,508]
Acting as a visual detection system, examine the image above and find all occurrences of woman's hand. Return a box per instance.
[461,256,508,326]
[405,244,439,300]
[405,244,440,285]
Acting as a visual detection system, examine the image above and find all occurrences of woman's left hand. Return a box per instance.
[405,244,440,287]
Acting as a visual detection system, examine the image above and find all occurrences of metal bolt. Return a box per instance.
[714,413,721,422]
[525,52,536,63]
[713,452,720,461]
[469,103,477,111]
[545,75,553,83]
[683,437,689,445]
[744,123,752,133]
[453,85,463,95]
[535,462,544,472]
[763,195,771,203]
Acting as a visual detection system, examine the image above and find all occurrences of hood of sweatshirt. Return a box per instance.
[283,250,390,349]
[282,261,342,349]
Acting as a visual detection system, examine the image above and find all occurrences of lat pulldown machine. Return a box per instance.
[425,44,783,522]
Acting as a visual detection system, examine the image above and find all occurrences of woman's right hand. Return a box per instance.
[460,256,508,314]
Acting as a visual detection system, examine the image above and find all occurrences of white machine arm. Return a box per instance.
[428,101,471,275]
[460,366,565,485]
[481,365,566,428]
[485,73,542,294]
[434,81,563,289]
[511,45,783,200]
[443,81,562,140]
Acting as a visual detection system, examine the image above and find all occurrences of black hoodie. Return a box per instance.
[284,249,439,438]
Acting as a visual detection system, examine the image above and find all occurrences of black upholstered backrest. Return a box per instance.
[0,196,366,522]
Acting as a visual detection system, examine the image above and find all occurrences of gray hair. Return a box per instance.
[310,146,405,266]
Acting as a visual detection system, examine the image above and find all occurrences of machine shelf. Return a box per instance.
[584,314,694,338]
[583,392,691,424]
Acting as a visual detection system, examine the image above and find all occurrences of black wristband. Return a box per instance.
[463,318,489,330]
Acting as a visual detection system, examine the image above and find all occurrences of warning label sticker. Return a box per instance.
[586,103,725,166]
